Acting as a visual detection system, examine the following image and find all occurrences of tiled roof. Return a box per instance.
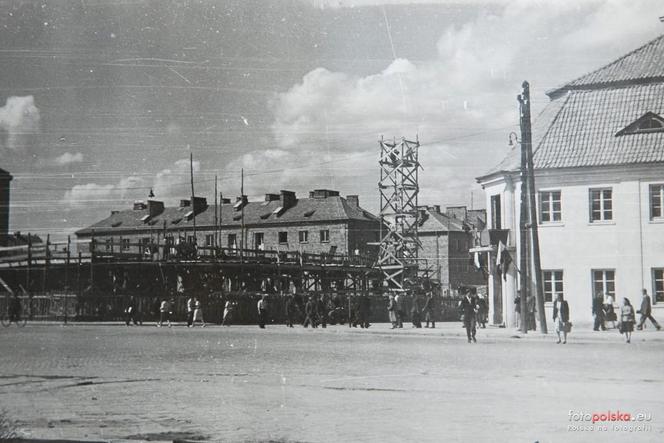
[548,34,664,96]
[478,34,664,180]
[419,208,466,233]
[76,196,378,236]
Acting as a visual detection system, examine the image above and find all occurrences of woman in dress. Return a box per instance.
[620,298,635,343]
[553,293,570,344]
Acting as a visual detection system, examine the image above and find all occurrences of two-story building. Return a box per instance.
[477,34,664,326]
[75,189,381,259]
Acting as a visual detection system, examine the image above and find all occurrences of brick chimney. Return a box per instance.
[233,195,248,211]
[147,199,164,218]
[280,190,297,209]
[265,193,280,202]
[346,195,359,207]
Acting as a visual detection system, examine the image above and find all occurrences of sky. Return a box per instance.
[1,0,663,241]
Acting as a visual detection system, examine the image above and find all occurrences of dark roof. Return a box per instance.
[419,208,467,233]
[478,34,664,180]
[548,34,664,97]
[76,196,378,236]
[0,168,12,179]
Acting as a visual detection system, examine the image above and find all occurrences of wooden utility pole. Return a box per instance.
[214,175,219,249]
[240,168,245,262]
[518,88,530,334]
[189,152,197,243]
[521,81,548,334]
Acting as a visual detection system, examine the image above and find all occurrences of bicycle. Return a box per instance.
[1,310,27,327]
[1,292,27,327]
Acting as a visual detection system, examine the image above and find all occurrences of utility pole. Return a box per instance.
[521,81,548,334]
[517,87,530,334]
[189,152,197,243]
[240,168,245,262]
[214,175,219,249]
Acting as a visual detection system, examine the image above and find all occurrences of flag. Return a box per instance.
[473,252,481,270]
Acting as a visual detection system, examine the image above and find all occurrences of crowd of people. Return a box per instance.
[114,287,663,347]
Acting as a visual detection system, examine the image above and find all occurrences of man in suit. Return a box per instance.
[303,296,317,328]
[592,292,605,331]
[460,290,479,343]
[423,294,435,328]
[637,289,661,330]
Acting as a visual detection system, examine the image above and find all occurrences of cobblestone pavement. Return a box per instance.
[0,322,662,442]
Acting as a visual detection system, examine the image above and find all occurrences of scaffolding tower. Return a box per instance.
[377,136,421,291]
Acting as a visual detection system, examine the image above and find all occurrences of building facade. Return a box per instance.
[75,189,381,259]
[418,205,487,294]
[477,35,664,326]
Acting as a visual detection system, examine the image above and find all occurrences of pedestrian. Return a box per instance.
[603,292,617,328]
[553,293,570,344]
[477,294,488,329]
[186,296,195,327]
[514,292,521,329]
[257,295,268,329]
[222,299,234,326]
[303,296,317,328]
[526,294,536,331]
[158,298,172,327]
[318,294,328,328]
[387,294,397,329]
[192,297,206,327]
[460,290,478,343]
[411,296,422,328]
[423,294,435,328]
[8,294,21,323]
[125,296,138,326]
[395,293,404,328]
[592,292,606,331]
[358,295,371,329]
[619,298,636,343]
[284,295,295,328]
[636,289,661,331]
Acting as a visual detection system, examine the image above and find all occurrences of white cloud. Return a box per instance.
[152,158,201,203]
[0,96,40,152]
[54,152,83,166]
[271,0,663,207]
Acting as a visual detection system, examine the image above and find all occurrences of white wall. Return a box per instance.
[481,164,664,326]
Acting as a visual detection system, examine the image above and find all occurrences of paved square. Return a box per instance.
[0,323,662,442]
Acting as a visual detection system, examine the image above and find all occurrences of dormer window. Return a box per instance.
[616,112,664,136]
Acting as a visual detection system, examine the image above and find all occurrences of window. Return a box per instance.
[616,112,664,136]
[651,184,664,220]
[543,270,564,303]
[105,239,113,252]
[299,230,309,243]
[278,232,288,244]
[589,188,612,222]
[121,238,130,251]
[187,235,196,244]
[140,237,150,254]
[254,232,264,250]
[592,270,615,298]
[320,229,330,243]
[228,234,237,249]
[205,234,214,246]
[490,194,502,229]
[540,190,562,223]
[653,269,664,303]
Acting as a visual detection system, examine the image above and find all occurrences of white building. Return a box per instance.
[477,34,664,326]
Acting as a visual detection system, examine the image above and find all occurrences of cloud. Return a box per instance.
[0,95,40,152]
[62,176,146,209]
[152,158,202,203]
[54,152,84,166]
[271,0,662,207]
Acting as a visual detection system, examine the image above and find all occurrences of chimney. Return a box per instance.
[180,199,191,208]
[133,200,147,210]
[265,193,280,202]
[280,190,297,209]
[0,168,12,246]
[346,195,359,207]
[432,205,441,214]
[147,199,164,218]
[191,196,207,213]
[221,198,231,204]
[310,189,340,199]
[446,206,467,221]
